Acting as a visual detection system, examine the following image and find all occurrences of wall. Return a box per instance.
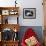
[0,0,44,26]
[0,0,15,7]
[18,26,44,44]
[18,0,44,26]
[0,0,44,43]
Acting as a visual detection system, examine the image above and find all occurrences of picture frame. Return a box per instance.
[2,10,9,15]
[23,8,36,19]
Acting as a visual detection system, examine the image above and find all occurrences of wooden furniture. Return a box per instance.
[44,29,46,46]
[0,24,19,32]
[43,0,46,46]
[0,7,20,46]
[0,41,2,46]
[43,0,46,26]
[0,7,19,24]
[2,41,19,46]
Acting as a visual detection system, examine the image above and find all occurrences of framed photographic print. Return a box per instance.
[23,8,36,19]
[2,10,9,15]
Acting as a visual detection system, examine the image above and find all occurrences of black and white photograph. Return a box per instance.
[23,8,36,19]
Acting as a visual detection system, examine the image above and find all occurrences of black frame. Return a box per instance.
[23,8,36,19]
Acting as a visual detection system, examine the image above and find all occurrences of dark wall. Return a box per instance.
[18,26,44,44]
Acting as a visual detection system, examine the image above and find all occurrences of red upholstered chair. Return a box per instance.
[21,28,41,46]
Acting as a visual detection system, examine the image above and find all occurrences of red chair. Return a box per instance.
[21,28,41,46]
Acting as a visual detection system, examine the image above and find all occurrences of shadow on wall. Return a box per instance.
[18,26,44,44]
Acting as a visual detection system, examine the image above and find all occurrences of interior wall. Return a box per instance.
[18,0,44,26]
[0,0,44,26]
[18,26,44,44]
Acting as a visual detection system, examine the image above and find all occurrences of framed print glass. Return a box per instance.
[23,8,36,19]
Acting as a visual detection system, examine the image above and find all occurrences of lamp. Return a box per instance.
[15,0,17,7]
